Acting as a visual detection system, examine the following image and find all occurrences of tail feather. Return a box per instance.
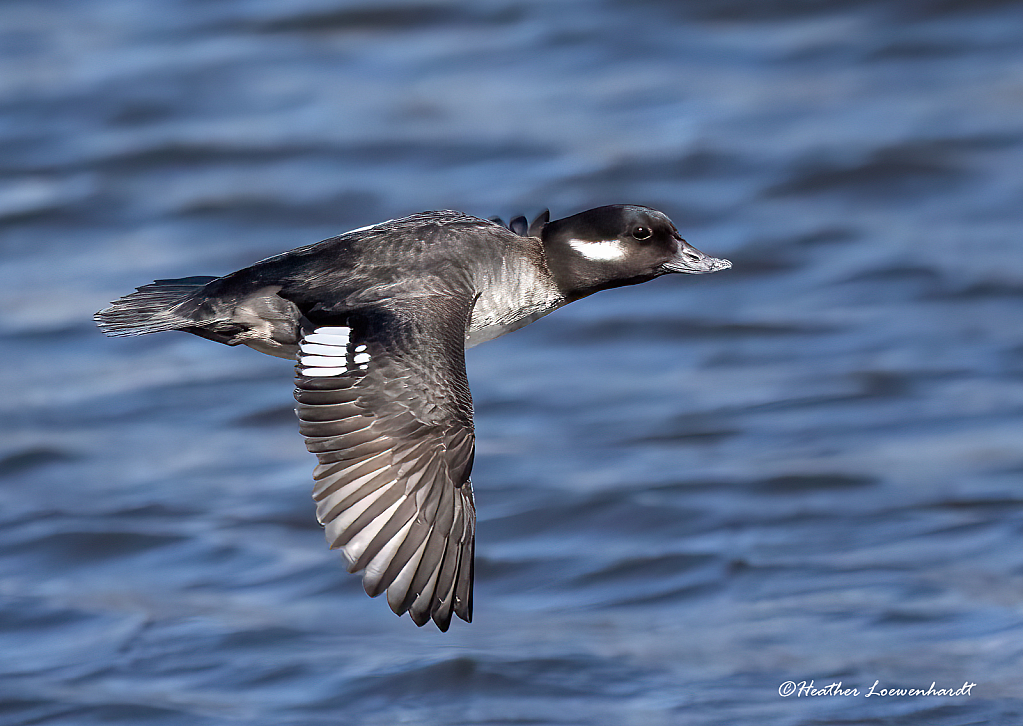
[95,276,217,337]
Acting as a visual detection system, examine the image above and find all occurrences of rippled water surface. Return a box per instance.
[2,1,1023,724]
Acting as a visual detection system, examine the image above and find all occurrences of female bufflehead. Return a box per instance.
[96,205,730,630]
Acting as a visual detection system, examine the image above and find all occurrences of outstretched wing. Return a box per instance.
[293,296,476,631]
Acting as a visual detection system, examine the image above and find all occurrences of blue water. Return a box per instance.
[2,1,1023,724]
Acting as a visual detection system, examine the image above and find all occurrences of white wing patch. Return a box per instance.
[567,238,628,261]
[299,326,352,377]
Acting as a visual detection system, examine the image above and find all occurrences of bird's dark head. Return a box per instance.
[539,204,730,299]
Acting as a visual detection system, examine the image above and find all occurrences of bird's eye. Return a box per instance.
[632,226,652,241]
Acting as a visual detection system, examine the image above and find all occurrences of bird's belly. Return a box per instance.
[229,287,303,358]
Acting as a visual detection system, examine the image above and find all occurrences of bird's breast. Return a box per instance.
[465,259,564,348]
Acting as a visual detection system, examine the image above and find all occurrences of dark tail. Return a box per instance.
[94,276,217,337]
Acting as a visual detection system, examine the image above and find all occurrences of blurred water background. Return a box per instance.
[2,0,1023,724]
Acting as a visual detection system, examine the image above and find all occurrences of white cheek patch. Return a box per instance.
[299,326,354,377]
[567,238,628,261]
